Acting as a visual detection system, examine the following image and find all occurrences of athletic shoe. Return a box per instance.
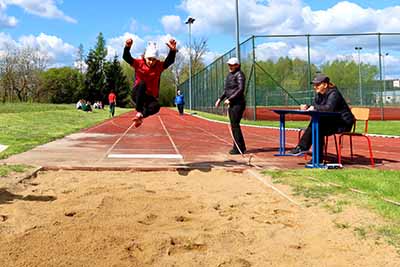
[132,117,143,128]
[287,145,308,156]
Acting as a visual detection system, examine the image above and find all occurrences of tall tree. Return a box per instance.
[105,55,131,107]
[40,67,83,103]
[0,45,48,102]
[74,43,85,74]
[83,32,108,102]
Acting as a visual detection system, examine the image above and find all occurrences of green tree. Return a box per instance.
[105,55,131,107]
[75,43,85,74]
[321,59,379,104]
[159,68,176,106]
[83,33,107,102]
[40,67,83,103]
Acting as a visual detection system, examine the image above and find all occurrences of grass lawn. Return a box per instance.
[0,164,29,177]
[0,103,131,160]
[188,107,400,247]
[264,168,400,249]
[189,109,400,136]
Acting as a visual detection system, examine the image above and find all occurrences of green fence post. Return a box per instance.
[252,36,257,121]
[378,33,384,120]
[307,34,312,103]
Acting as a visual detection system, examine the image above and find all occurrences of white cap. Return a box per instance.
[144,42,159,59]
[227,57,240,65]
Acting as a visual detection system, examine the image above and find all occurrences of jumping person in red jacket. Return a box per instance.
[123,38,177,127]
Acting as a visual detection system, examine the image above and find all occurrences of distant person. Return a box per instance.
[123,38,177,128]
[289,74,355,162]
[108,90,116,117]
[76,99,83,110]
[83,101,92,112]
[175,89,185,115]
[215,57,247,155]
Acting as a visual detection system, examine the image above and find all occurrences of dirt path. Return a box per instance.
[0,169,398,266]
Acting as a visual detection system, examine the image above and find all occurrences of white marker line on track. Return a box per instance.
[247,169,302,208]
[158,116,185,164]
[99,121,136,162]
[108,154,183,159]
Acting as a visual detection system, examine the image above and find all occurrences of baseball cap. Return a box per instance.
[227,57,240,65]
[144,42,159,59]
[311,74,330,84]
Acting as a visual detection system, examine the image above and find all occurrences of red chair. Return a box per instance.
[338,108,374,167]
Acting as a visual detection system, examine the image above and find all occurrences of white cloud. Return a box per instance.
[1,0,76,24]
[18,33,75,60]
[0,2,17,28]
[106,32,146,60]
[161,15,185,35]
[179,0,400,37]
[106,32,181,61]
[0,32,75,66]
[129,18,138,32]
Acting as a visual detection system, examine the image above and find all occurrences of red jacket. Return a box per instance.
[123,47,176,98]
[131,59,165,98]
[108,92,116,103]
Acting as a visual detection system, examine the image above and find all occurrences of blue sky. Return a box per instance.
[1,0,400,76]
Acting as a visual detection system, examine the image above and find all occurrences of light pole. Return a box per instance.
[235,0,240,60]
[355,46,363,105]
[185,16,195,111]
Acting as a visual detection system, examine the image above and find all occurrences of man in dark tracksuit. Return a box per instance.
[290,74,355,162]
[123,38,176,127]
[215,57,247,155]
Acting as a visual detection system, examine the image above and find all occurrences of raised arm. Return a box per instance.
[163,39,177,69]
[123,38,135,66]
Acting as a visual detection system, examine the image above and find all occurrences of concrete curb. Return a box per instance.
[16,166,43,184]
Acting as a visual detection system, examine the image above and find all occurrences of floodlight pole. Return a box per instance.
[235,0,240,60]
[185,17,195,111]
[355,46,363,106]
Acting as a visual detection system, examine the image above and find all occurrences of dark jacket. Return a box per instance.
[219,68,246,104]
[313,86,354,127]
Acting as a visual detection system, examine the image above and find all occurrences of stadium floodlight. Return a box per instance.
[235,0,240,61]
[355,46,363,105]
[185,17,195,111]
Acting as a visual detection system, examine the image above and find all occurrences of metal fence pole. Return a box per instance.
[307,34,312,102]
[378,33,384,120]
[252,36,257,120]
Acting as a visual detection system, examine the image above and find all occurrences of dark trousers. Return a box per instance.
[109,102,115,117]
[177,104,184,115]
[132,81,160,118]
[228,102,246,152]
[299,118,352,158]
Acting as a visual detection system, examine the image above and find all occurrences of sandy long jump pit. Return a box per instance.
[0,169,399,266]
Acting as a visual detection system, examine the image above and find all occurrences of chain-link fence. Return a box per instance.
[178,33,400,120]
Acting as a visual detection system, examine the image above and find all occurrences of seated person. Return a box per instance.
[289,74,355,162]
[76,99,83,109]
[82,100,92,112]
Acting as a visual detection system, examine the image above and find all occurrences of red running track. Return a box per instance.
[4,108,400,170]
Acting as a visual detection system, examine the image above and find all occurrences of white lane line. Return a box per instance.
[99,120,136,162]
[247,169,302,207]
[0,144,8,153]
[108,154,183,159]
[158,116,184,163]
